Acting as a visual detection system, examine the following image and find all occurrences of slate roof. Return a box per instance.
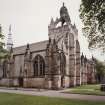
[13,40,48,55]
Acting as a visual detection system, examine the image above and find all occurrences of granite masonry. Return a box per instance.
[0,3,96,89]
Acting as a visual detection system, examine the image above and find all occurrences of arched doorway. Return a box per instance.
[33,55,45,77]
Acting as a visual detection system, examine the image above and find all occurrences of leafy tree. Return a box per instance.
[0,25,8,59]
[79,0,105,51]
[94,58,105,83]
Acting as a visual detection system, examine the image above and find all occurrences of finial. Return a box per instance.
[9,24,12,34]
[49,38,51,43]
[74,23,76,28]
[81,52,84,59]
[56,17,59,21]
[92,55,94,60]
[63,2,65,7]
[82,52,83,55]
[50,17,54,25]
[9,25,11,31]
[26,43,30,49]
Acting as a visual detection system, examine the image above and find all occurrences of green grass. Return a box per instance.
[67,84,105,96]
[0,92,105,105]
[71,84,100,90]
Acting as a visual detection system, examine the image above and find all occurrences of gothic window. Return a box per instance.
[64,33,68,49]
[69,33,74,47]
[33,55,45,77]
[76,40,80,52]
[60,52,66,75]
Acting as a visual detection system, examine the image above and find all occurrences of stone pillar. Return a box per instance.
[24,61,32,77]
[69,33,76,87]
[45,39,61,89]
[44,40,53,89]
[24,44,32,78]
[51,75,61,90]
[75,40,81,86]
[8,60,14,78]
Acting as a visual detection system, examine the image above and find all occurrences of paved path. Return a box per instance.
[0,87,105,102]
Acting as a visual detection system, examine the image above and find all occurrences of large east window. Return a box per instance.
[33,55,45,77]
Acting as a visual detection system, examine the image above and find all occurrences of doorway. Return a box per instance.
[18,77,23,87]
[61,76,64,88]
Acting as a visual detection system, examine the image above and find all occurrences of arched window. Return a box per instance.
[69,33,74,47]
[33,55,45,77]
[76,40,80,53]
[60,52,66,75]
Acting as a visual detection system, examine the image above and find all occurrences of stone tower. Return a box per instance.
[45,3,81,89]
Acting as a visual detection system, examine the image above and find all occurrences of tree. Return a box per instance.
[94,58,105,83]
[0,25,8,59]
[79,0,105,51]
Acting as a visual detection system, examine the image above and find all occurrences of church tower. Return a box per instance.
[7,25,13,51]
[46,3,81,89]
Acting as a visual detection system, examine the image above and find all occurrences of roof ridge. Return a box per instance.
[13,40,48,49]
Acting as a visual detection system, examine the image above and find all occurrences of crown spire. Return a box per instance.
[60,2,71,26]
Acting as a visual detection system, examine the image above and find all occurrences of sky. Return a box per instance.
[0,0,105,61]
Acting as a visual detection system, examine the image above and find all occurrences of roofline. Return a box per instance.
[13,40,48,49]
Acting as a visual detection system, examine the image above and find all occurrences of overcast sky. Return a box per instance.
[0,0,104,61]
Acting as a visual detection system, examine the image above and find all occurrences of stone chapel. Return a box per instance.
[0,3,96,89]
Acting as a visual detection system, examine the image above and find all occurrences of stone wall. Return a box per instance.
[0,78,19,87]
[75,40,81,86]
[64,76,70,88]
[23,78,45,88]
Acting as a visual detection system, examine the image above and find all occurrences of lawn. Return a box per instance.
[66,84,105,96]
[0,92,105,105]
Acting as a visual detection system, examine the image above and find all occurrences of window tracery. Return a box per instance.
[33,55,45,77]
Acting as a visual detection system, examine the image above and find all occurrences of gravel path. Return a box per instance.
[0,88,105,102]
